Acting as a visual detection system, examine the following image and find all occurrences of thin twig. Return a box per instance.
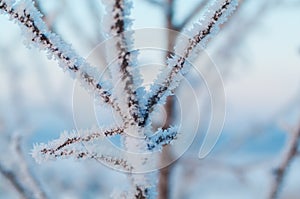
[32,127,124,162]
[269,124,300,199]
[109,0,141,125]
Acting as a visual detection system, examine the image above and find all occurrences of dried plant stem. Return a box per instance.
[0,0,127,119]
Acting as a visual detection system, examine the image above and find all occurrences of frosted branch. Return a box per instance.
[37,147,133,171]
[32,127,124,163]
[0,1,240,198]
[103,0,142,125]
[0,0,120,111]
[135,186,150,199]
[141,0,238,126]
[146,126,178,151]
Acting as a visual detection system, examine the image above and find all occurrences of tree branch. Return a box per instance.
[32,127,124,163]
[0,0,123,115]
[269,124,300,199]
[103,0,142,125]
